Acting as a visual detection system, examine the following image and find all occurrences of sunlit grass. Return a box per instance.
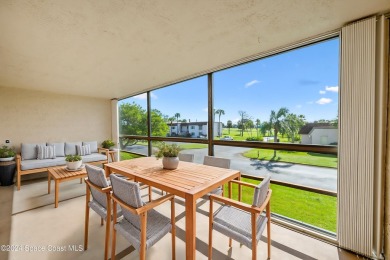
[224,177,337,232]
[243,149,337,168]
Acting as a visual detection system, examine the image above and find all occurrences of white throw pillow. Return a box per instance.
[37,145,56,160]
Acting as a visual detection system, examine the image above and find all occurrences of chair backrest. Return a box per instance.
[86,164,110,207]
[110,174,143,224]
[178,153,194,162]
[203,156,230,169]
[252,175,271,208]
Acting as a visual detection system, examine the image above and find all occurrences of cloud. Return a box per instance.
[316,98,332,105]
[299,79,320,85]
[245,80,260,88]
[319,90,326,94]
[133,93,158,100]
[296,105,302,108]
[202,108,208,112]
[325,86,339,92]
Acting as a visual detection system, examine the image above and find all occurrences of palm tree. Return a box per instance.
[168,116,175,136]
[269,107,289,156]
[174,113,181,135]
[256,119,261,138]
[227,120,233,134]
[214,109,225,136]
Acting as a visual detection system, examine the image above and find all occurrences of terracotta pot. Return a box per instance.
[162,157,179,170]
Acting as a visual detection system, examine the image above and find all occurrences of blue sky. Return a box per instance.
[120,37,339,124]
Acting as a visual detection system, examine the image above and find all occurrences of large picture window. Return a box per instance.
[118,36,340,236]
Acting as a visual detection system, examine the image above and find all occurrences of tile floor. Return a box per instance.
[0,177,363,260]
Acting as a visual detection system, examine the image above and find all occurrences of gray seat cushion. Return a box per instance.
[21,143,46,160]
[20,158,64,170]
[47,142,65,157]
[213,205,268,249]
[115,209,172,251]
[82,153,107,163]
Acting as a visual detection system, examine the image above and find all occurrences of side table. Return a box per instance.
[0,161,16,186]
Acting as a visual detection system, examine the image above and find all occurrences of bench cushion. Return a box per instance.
[20,158,66,171]
[82,141,98,153]
[21,143,46,160]
[47,142,65,157]
[82,153,107,163]
[65,142,82,155]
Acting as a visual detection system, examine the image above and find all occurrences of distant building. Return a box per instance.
[167,121,222,138]
[299,123,338,145]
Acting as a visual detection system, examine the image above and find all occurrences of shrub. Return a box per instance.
[246,137,264,141]
[65,154,82,162]
[154,142,181,159]
[102,139,115,149]
[0,145,16,158]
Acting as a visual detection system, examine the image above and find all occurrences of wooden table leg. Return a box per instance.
[48,173,51,194]
[55,180,59,208]
[185,194,196,260]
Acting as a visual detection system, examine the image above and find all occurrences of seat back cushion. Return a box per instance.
[21,143,46,160]
[203,155,230,169]
[65,142,82,155]
[82,141,98,153]
[252,175,271,208]
[178,153,194,162]
[86,164,109,207]
[47,142,65,157]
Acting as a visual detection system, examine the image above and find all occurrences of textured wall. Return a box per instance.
[0,86,111,152]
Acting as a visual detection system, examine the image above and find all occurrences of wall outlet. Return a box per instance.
[5,140,10,143]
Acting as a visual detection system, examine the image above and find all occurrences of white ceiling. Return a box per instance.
[0,0,389,99]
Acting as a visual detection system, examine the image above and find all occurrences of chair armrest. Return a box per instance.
[98,148,109,162]
[98,148,109,154]
[111,193,174,215]
[137,194,175,214]
[210,194,262,214]
[229,179,258,189]
[85,178,111,194]
[15,155,21,171]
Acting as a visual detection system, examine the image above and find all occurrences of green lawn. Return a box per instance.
[220,128,290,142]
[120,151,142,160]
[243,149,337,168]
[178,143,208,149]
[224,177,337,232]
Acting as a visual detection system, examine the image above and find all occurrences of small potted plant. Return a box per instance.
[0,145,16,162]
[65,154,82,170]
[102,139,115,150]
[154,142,181,170]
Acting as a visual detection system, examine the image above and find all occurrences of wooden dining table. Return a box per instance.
[104,157,240,260]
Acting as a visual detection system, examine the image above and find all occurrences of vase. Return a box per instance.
[66,160,82,170]
[162,157,179,170]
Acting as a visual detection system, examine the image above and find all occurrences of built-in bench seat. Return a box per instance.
[16,141,109,190]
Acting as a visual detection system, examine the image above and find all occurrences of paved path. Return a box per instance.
[186,146,337,192]
[126,145,337,192]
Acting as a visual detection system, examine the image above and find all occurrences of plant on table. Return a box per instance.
[0,145,16,161]
[154,142,181,170]
[65,154,82,170]
[102,139,115,149]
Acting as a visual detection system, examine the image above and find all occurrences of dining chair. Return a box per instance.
[208,175,272,260]
[110,174,176,260]
[178,153,194,162]
[202,155,231,199]
[84,164,122,260]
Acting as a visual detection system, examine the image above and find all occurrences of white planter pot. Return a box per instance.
[0,157,14,162]
[162,157,179,170]
[66,160,82,170]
